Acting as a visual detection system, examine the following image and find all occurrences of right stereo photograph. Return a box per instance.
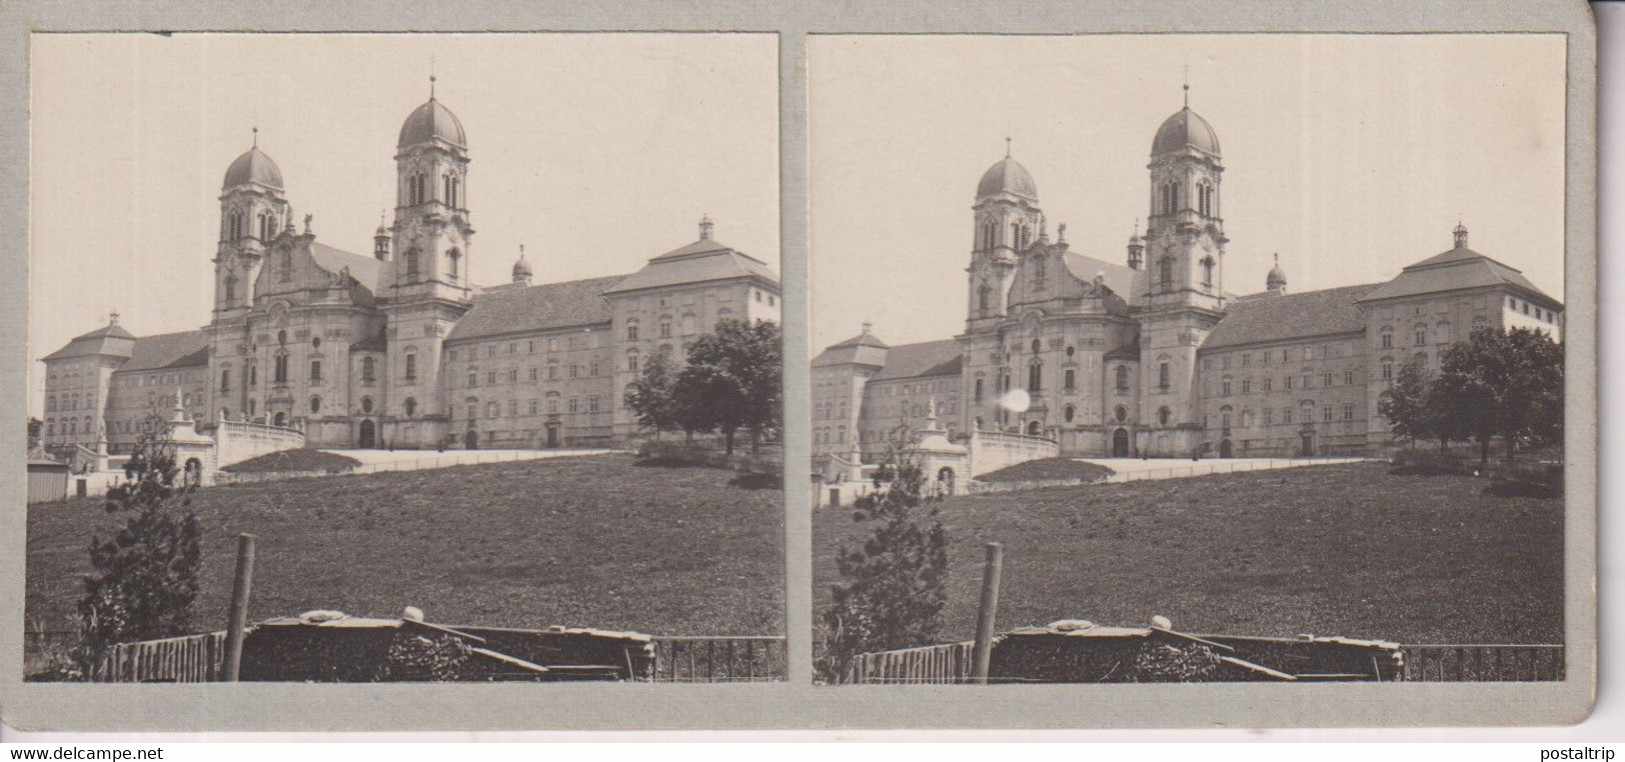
[809,34,1567,685]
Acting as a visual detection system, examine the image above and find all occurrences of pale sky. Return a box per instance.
[27,33,778,416]
[808,34,1567,350]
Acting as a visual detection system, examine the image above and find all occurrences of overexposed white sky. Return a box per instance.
[809,34,1567,350]
[27,32,779,416]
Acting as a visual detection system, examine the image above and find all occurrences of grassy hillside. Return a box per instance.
[28,454,783,638]
[815,462,1561,646]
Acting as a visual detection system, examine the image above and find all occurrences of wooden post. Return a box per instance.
[223,533,256,682]
[970,541,1004,685]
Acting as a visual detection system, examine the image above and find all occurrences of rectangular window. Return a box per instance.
[1065,369,1077,391]
[1263,376,1272,392]
[220,369,231,392]
[487,371,497,385]
[974,378,983,403]
[1344,370,1354,385]
[529,399,538,415]
[530,368,538,381]
[1323,372,1333,387]
[568,398,579,413]
[1284,408,1293,424]
[1241,379,1251,394]
[468,372,478,388]
[1241,354,1250,367]
[547,397,559,414]
[1263,408,1273,425]
[589,396,600,413]
[1284,376,1293,390]
[590,362,600,377]
[1322,405,1333,422]
[448,349,458,362]
[1158,362,1170,390]
[569,364,579,379]
[508,369,518,384]
[1382,363,1394,380]
[310,361,322,382]
[1382,334,1393,349]
[405,354,417,381]
[1302,374,1312,389]
[508,343,516,355]
[507,400,517,416]
[1343,403,1355,421]
[548,366,558,381]
[1221,380,1232,396]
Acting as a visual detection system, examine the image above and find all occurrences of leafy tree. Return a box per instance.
[1434,325,1563,465]
[71,413,203,675]
[816,453,950,683]
[1377,357,1432,446]
[675,319,782,455]
[624,348,681,439]
[27,416,42,450]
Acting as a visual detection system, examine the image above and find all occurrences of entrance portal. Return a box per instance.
[937,467,956,495]
[546,424,560,448]
[1219,438,1234,459]
[272,412,287,427]
[1026,420,1041,436]
[1112,428,1130,457]
[358,419,376,449]
[464,430,479,450]
[1300,432,1315,456]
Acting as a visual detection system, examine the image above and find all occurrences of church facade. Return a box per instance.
[813,100,1563,461]
[41,88,779,456]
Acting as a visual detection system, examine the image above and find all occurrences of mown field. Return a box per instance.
[28,454,783,640]
[815,462,1563,646]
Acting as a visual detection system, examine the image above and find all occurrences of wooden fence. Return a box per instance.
[94,631,226,683]
[838,642,1564,684]
[651,636,787,682]
[1402,644,1565,682]
[86,631,783,683]
[843,641,975,685]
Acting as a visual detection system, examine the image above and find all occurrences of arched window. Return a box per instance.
[1415,324,1428,347]
[404,353,418,381]
[978,284,991,316]
[1027,361,1042,392]
[404,248,420,280]
[1380,327,1394,349]
[626,320,639,341]
[1157,360,1170,390]
[627,349,640,373]
[273,351,289,384]
[1157,406,1171,426]
[1220,405,1233,430]
[361,397,374,414]
[403,397,417,417]
[309,395,322,414]
[1159,257,1174,287]
[1115,405,1128,423]
[362,356,376,382]
[1064,404,1076,423]
[447,248,460,279]
[224,275,237,303]
[1201,257,1215,287]
[1115,364,1129,392]
[659,317,673,338]
[229,211,243,240]
[1221,375,1233,396]
[444,174,457,208]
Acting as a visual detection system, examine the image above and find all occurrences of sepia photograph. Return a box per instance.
[809,34,1571,685]
[22,32,785,684]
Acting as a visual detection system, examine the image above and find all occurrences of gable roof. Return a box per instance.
[1358,246,1558,306]
[1203,284,1380,350]
[309,242,384,292]
[1060,251,1146,306]
[117,330,211,372]
[872,339,963,381]
[603,238,778,295]
[445,274,626,342]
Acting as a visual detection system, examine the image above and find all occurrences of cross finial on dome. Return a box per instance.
[1005,136,1012,158]
[1182,64,1190,108]
[1453,219,1469,249]
[699,214,714,240]
[252,126,258,148]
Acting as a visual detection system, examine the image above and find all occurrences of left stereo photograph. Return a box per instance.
[23,33,784,684]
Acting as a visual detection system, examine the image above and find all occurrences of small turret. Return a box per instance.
[1453,221,1469,249]
[1127,219,1145,270]
[1266,253,1287,295]
[373,212,390,261]
[699,214,714,241]
[512,245,533,286]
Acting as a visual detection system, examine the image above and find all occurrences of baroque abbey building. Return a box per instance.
[813,98,1562,460]
[41,87,779,456]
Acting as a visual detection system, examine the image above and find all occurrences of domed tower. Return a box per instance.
[381,78,476,441]
[373,214,391,261]
[1127,220,1145,270]
[512,245,533,286]
[1266,253,1287,295]
[1136,84,1229,456]
[966,140,1044,331]
[214,131,291,318]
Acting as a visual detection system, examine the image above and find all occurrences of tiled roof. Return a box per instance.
[116,330,211,372]
[603,238,778,295]
[872,339,963,381]
[1061,251,1145,306]
[310,243,384,292]
[830,330,888,350]
[445,274,625,342]
[1358,247,1559,306]
[1202,284,1380,350]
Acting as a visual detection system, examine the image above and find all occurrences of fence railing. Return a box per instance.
[1401,644,1565,682]
[83,631,784,683]
[94,631,226,683]
[837,641,1564,684]
[651,636,787,682]
[843,641,975,685]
